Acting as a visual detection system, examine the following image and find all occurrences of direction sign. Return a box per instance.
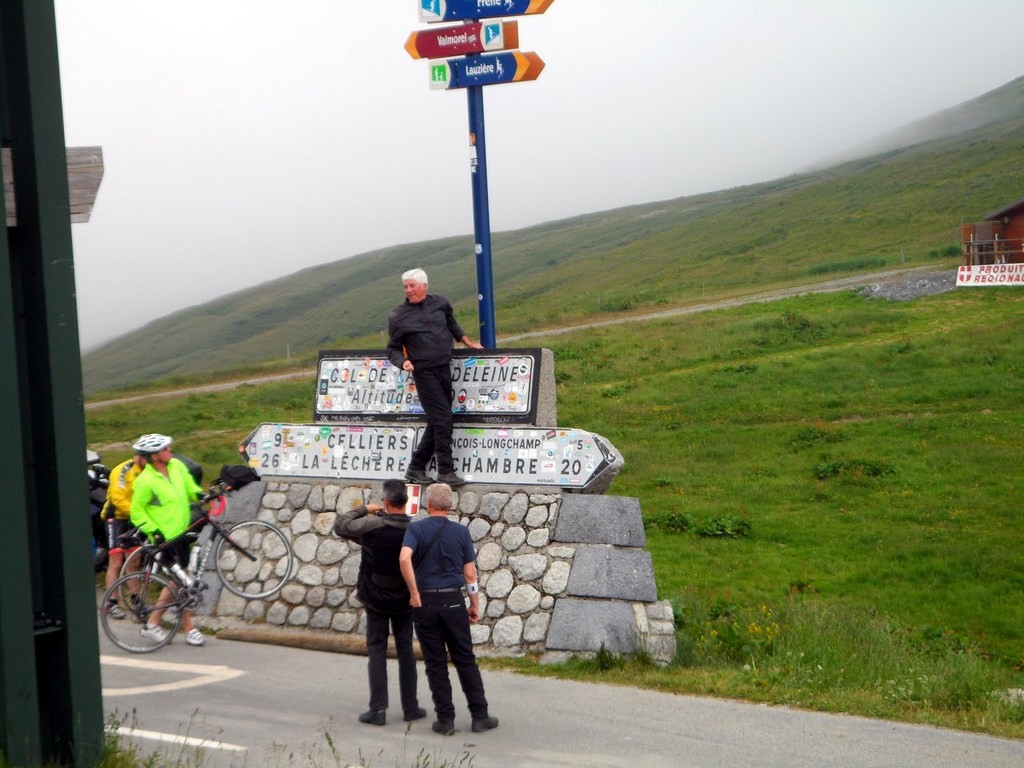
[405,20,518,59]
[238,422,622,491]
[430,51,544,90]
[420,0,555,23]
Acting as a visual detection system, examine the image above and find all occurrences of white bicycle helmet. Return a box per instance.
[132,433,173,454]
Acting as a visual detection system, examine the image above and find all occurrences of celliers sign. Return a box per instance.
[239,422,622,492]
[315,349,541,424]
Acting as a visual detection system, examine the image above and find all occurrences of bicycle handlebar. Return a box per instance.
[200,482,227,503]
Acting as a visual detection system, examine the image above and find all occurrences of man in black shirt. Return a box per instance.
[386,268,483,487]
[334,479,426,726]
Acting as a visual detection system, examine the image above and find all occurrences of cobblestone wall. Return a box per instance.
[212,480,675,662]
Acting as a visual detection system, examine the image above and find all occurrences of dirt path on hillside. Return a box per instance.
[501,265,954,342]
[84,371,312,410]
[85,266,954,410]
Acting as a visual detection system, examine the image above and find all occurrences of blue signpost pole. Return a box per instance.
[413,1,551,347]
[467,84,497,348]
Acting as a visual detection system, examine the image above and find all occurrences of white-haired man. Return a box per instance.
[399,482,498,735]
[386,268,482,486]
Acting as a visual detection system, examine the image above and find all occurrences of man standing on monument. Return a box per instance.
[386,268,483,487]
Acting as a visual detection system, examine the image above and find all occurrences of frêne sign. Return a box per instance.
[418,0,555,23]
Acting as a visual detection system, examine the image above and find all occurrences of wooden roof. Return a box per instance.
[984,196,1024,221]
[3,146,104,227]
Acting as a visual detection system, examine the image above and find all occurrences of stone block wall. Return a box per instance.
[206,479,676,663]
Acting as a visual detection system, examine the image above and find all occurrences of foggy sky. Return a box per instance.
[54,1,1024,349]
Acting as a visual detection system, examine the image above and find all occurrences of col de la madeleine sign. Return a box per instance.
[315,349,542,424]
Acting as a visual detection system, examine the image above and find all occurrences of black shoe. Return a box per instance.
[471,716,499,733]
[436,472,466,487]
[358,710,385,726]
[403,707,427,722]
[404,468,432,484]
[431,719,455,735]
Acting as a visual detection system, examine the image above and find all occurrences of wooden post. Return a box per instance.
[0,0,104,764]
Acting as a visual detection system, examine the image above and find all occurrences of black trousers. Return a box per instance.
[409,364,455,474]
[365,607,419,714]
[412,592,489,722]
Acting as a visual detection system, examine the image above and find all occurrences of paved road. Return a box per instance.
[100,633,1023,768]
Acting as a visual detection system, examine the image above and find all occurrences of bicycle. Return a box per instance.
[100,484,295,653]
[118,485,292,600]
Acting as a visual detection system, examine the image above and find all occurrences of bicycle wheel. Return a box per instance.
[214,520,294,599]
[119,545,150,580]
[100,571,182,653]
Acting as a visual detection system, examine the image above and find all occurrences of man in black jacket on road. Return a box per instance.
[334,479,426,726]
[386,268,483,487]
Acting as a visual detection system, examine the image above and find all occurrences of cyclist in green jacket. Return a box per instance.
[129,433,206,647]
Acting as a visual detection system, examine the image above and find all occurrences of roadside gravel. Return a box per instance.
[857,269,958,301]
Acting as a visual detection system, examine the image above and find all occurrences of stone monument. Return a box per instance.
[217,348,675,662]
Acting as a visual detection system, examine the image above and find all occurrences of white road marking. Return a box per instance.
[116,726,246,753]
[100,654,246,696]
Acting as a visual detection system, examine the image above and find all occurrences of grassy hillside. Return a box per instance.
[81,77,1024,393]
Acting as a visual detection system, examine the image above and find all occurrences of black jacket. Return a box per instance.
[334,505,412,613]
[386,294,466,370]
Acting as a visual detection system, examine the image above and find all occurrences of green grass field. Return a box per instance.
[86,283,1024,737]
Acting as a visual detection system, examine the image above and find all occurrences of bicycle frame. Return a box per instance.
[125,491,229,588]
[131,498,276,594]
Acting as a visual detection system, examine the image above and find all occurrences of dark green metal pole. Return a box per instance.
[1,0,104,765]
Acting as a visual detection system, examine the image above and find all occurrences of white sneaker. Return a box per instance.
[185,628,205,646]
[140,624,169,642]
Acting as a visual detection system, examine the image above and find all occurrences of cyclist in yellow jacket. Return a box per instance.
[129,433,206,647]
[101,446,148,619]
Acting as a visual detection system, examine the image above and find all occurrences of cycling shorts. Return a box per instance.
[105,518,143,553]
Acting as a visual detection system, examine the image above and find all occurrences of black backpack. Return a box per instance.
[216,464,260,490]
[173,453,204,485]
